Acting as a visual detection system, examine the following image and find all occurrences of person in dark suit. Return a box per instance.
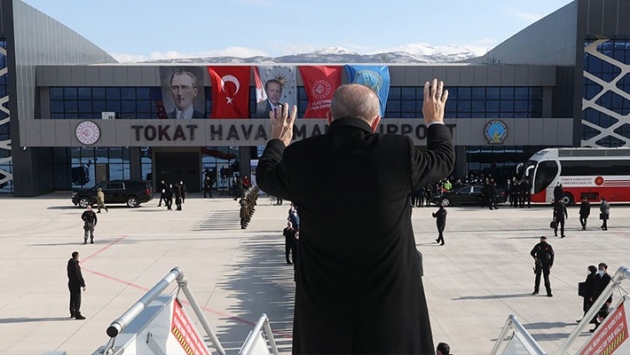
[432,205,447,246]
[591,262,613,331]
[553,201,568,238]
[282,221,296,265]
[67,251,86,319]
[255,79,283,118]
[578,265,598,323]
[256,80,454,354]
[167,70,204,119]
[531,236,554,297]
[579,197,591,230]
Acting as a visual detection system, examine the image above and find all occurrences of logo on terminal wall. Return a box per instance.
[484,120,508,144]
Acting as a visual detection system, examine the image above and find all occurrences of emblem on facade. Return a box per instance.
[484,120,508,144]
[312,80,331,100]
[75,121,101,145]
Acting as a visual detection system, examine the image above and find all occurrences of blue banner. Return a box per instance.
[344,65,390,117]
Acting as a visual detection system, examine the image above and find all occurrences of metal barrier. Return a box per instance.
[555,266,630,355]
[100,267,226,355]
[490,314,546,355]
[238,314,279,355]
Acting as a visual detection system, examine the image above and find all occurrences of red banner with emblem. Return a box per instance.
[208,66,250,119]
[299,66,342,118]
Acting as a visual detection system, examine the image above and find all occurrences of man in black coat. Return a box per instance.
[67,251,86,319]
[578,265,598,323]
[579,197,591,230]
[432,205,447,246]
[553,201,568,238]
[531,236,554,297]
[256,81,454,354]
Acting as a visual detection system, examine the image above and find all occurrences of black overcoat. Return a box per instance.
[257,118,454,354]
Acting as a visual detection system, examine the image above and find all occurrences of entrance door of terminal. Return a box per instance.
[154,152,200,192]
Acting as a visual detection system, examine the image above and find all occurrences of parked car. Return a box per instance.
[434,185,507,207]
[72,180,153,208]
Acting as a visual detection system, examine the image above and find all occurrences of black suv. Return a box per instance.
[72,180,153,208]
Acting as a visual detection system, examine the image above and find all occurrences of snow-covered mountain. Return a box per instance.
[142,44,488,64]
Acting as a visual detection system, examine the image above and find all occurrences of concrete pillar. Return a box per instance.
[454,146,467,179]
[129,147,142,181]
[239,147,251,179]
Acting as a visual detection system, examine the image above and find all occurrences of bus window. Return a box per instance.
[533,160,558,194]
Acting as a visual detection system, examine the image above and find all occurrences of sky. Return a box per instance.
[22,0,574,63]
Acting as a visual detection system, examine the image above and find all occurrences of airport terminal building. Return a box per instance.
[0,0,628,196]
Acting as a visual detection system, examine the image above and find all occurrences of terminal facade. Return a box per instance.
[0,0,628,196]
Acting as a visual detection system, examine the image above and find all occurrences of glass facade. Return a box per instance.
[50,85,544,120]
[51,147,134,190]
[386,86,543,119]
[0,40,11,194]
[582,39,630,147]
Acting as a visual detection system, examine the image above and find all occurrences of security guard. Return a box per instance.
[530,236,554,297]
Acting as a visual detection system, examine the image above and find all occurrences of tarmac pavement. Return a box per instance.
[0,193,629,354]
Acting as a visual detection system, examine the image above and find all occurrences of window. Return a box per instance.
[384,86,543,119]
[534,160,558,193]
[560,160,630,176]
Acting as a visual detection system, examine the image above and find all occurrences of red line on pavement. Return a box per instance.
[79,235,293,339]
[82,234,129,262]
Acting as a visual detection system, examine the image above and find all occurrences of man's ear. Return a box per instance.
[370,116,381,132]
[326,111,332,125]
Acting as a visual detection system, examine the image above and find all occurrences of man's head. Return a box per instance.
[72,251,80,260]
[583,197,587,201]
[265,79,283,105]
[436,342,450,355]
[588,265,597,274]
[598,262,608,273]
[602,197,606,202]
[540,236,547,243]
[97,187,102,191]
[86,206,91,211]
[328,84,381,131]
[287,221,293,228]
[170,71,199,111]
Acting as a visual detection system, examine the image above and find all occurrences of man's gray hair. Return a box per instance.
[330,84,380,122]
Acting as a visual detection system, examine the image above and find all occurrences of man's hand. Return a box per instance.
[270,103,297,147]
[83,286,86,291]
[422,79,448,126]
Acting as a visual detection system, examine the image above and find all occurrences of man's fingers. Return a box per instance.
[424,81,430,102]
[441,89,449,103]
[287,105,298,126]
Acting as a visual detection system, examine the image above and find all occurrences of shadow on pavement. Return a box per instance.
[453,293,533,301]
[0,317,71,324]
[212,234,295,354]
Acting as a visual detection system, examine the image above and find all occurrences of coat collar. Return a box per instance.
[329,117,373,134]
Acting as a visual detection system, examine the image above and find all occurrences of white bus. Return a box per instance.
[518,147,630,204]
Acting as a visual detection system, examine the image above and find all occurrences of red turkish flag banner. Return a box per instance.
[208,66,251,118]
[299,66,342,118]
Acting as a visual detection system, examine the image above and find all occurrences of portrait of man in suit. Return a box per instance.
[167,70,205,119]
[255,79,283,118]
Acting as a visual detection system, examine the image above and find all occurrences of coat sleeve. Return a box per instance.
[548,245,554,266]
[530,245,537,259]
[256,139,291,199]
[409,124,455,190]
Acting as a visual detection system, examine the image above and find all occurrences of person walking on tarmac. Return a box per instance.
[531,236,554,297]
[579,197,591,230]
[96,187,108,213]
[553,201,568,238]
[432,205,447,246]
[81,206,97,244]
[157,180,167,207]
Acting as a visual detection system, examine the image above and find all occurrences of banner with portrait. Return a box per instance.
[159,66,207,119]
[299,66,342,118]
[208,66,250,119]
[344,65,390,117]
[253,66,297,118]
